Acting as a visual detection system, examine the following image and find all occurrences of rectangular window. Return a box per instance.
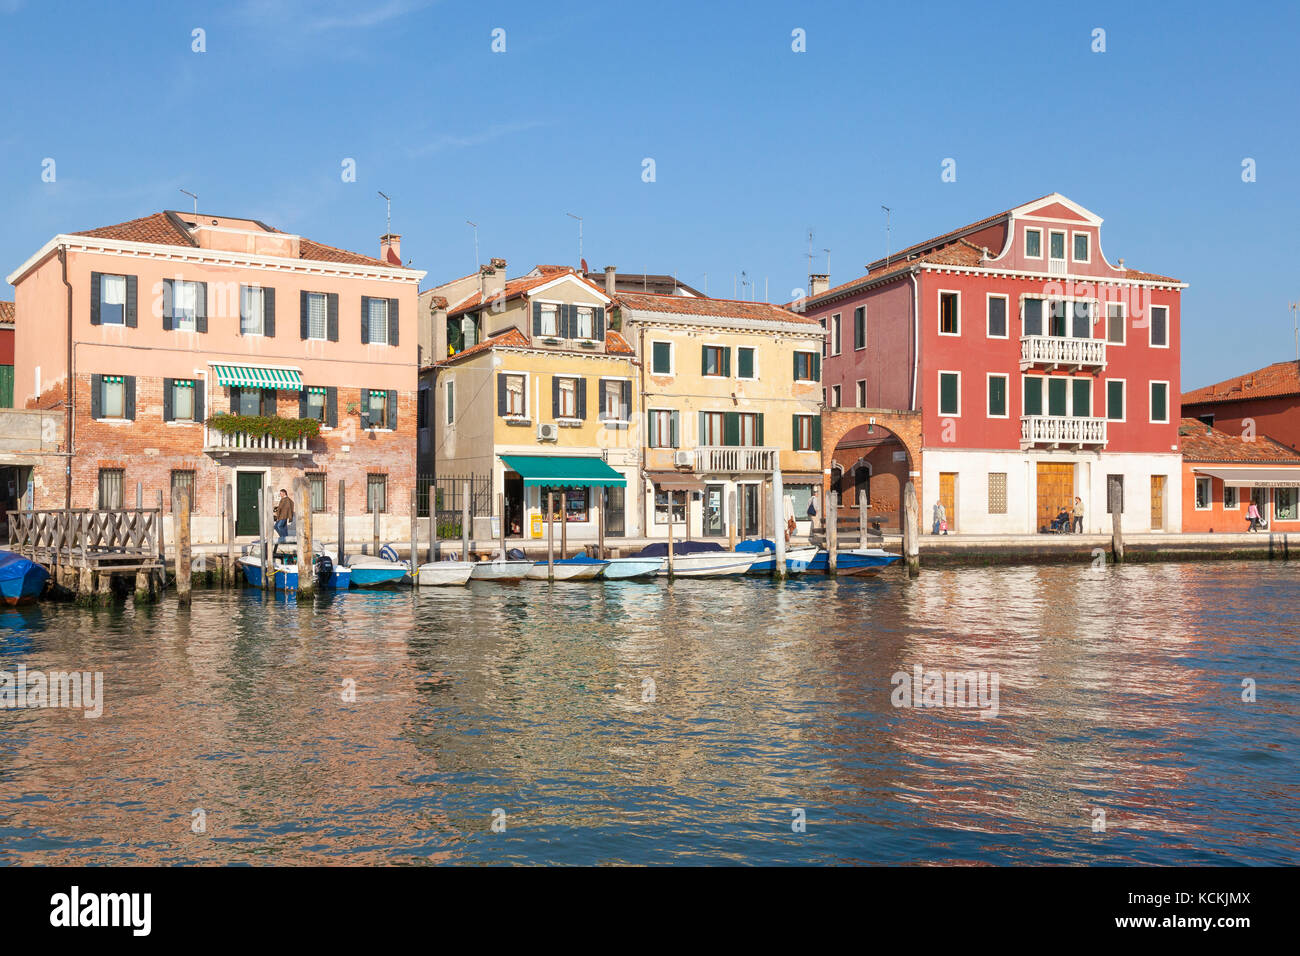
[1150,306,1169,347]
[1023,298,1043,336]
[939,372,960,416]
[794,351,818,382]
[236,387,262,417]
[1023,376,1043,416]
[417,388,428,429]
[737,412,760,446]
[939,292,959,335]
[308,474,326,512]
[307,292,327,340]
[1106,303,1126,344]
[1048,299,1068,337]
[1072,301,1091,338]
[853,307,865,349]
[1048,377,1068,417]
[988,473,1007,514]
[100,274,127,325]
[1275,488,1297,521]
[654,488,687,525]
[987,374,1008,417]
[830,313,841,355]
[170,280,199,331]
[539,304,558,337]
[172,379,195,421]
[1049,230,1066,260]
[831,385,841,407]
[367,298,389,344]
[1223,486,1239,509]
[793,415,817,451]
[701,411,725,446]
[1195,476,1212,510]
[171,470,196,512]
[98,468,124,510]
[987,295,1008,338]
[557,377,578,418]
[702,345,727,377]
[737,347,755,379]
[302,387,325,422]
[504,374,526,416]
[1106,380,1125,421]
[1025,229,1042,258]
[651,341,672,375]
[575,307,594,340]
[601,379,624,420]
[241,285,265,336]
[649,409,678,448]
[101,376,125,418]
[445,381,455,424]
[1150,382,1169,423]
[539,486,588,522]
[1073,233,1090,262]
[856,380,867,407]
[366,389,391,429]
[1072,378,1091,417]
[366,474,387,513]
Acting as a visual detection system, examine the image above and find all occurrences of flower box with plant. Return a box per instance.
[205,413,322,442]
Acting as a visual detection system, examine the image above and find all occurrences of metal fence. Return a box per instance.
[416,473,492,534]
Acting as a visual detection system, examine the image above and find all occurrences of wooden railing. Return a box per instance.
[6,508,164,569]
[204,426,310,454]
[1020,335,1106,370]
[1020,415,1107,447]
[696,446,779,473]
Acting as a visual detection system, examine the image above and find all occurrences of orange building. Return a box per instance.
[1182,360,1300,454]
[1179,419,1300,533]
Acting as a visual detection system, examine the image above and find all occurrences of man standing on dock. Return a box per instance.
[274,488,294,543]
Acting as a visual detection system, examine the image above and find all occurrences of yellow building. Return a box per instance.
[614,291,825,540]
[418,264,640,540]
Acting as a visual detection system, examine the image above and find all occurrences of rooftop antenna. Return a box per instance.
[1291,301,1299,362]
[466,220,479,270]
[806,228,814,277]
[822,248,832,277]
[566,212,583,266]
[703,272,708,296]
[377,191,392,236]
[179,188,198,216]
[881,205,892,267]
[741,270,751,300]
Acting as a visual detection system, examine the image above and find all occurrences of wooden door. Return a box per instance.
[1150,475,1165,530]
[236,471,263,537]
[1036,462,1075,531]
[939,472,956,531]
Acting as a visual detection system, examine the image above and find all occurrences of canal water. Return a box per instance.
[1,561,1296,865]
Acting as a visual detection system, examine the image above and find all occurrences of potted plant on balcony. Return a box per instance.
[205,413,322,443]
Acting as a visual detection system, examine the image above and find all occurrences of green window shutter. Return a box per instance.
[1048,378,1068,417]
[701,345,709,376]
[196,282,208,333]
[940,373,958,415]
[989,376,1006,417]
[670,410,679,448]
[652,341,670,374]
[792,415,799,449]
[812,352,821,381]
[532,301,543,336]
[738,348,753,379]
[360,296,370,344]
[1107,381,1123,420]
[497,374,508,415]
[576,378,587,419]
[755,413,764,445]
[722,347,731,377]
[1152,383,1167,421]
[812,415,822,451]
[124,376,136,420]
[387,389,397,429]
[327,293,338,342]
[1024,377,1043,416]
[1072,379,1091,417]
[161,279,173,331]
[793,351,800,380]
[388,298,399,346]
[724,411,740,447]
[300,291,310,339]
[326,386,337,427]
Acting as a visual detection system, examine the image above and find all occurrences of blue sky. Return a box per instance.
[1,0,1297,389]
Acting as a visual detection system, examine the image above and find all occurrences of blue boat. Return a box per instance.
[803,548,902,575]
[736,539,819,574]
[346,547,410,588]
[239,547,351,591]
[0,550,49,605]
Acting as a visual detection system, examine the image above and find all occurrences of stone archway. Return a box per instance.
[820,409,922,532]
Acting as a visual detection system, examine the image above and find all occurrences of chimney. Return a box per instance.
[604,265,617,296]
[380,233,402,266]
[809,273,830,298]
[481,257,507,301]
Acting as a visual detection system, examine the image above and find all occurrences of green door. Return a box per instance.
[236,472,263,537]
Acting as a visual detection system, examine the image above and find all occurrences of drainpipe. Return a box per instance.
[637,318,648,538]
[58,244,73,509]
[908,267,920,411]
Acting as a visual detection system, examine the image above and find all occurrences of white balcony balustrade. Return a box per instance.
[1020,416,1107,449]
[1020,335,1106,371]
[696,446,779,474]
[204,425,310,455]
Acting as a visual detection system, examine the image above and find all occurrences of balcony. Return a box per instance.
[1020,416,1107,450]
[696,446,779,474]
[1020,335,1106,372]
[204,426,311,456]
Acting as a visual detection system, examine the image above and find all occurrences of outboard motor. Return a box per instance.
[315,551,334,586]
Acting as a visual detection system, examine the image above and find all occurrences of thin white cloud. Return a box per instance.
[408,120,551,157]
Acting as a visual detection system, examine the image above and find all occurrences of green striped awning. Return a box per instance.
[500,455,626,488]
[212,364,302,390]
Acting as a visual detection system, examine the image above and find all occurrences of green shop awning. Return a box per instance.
[212,363,302,390]
[500,455,626,488]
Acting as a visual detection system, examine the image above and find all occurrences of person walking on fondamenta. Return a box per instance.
[274,488,294,542]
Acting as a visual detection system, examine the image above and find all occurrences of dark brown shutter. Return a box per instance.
[327,294,338,341]
[195,282,208,333]
[125,276,137,327]
[124,376,136,420]
[497,374,508,415]
[326,386,338,427]
[264,287,276,337]
[163,378,174,421]
[90,272,102,325]
[360,296,370,344]
[162,279,173,331]
[551,377,560,418]
[298,389,308,419]
[576,378,587,419]
[300,291,310,339]
[388,298,399,346]
[532,301,542,336]
[386,389,397,429]
[193,379,205,423]
[90,374,102,418]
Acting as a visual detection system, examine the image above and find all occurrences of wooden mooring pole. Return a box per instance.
[156,490,165,593]
[827,489,839,575]
[225,483,235,586]
[859,489,868,547]
[1110,484,1124,564]
[410,488,419,582]
[372,491,381,555]
[546,490,555,580]
[666,506,675,579]
[597,487,605,559]
[261,487,273,591]
[462,481,470,560]
[903,480,920,577]
[560,491,567,558]
[176,489,192,606]
[499,492,507,558]
[727,488,736,551]
[337,479,346,568]
[295,477,314,597]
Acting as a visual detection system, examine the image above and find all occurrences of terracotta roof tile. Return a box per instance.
[1178,419,1300,462]
[1182,360,1300,405]
[605,330,634,354]
[428,327,530,367]
[446,268,608,318]
[0,300,14,324]
[72,211,397,269]
[615,291,819,326]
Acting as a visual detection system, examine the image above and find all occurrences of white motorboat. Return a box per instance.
[524,556,609,581]
[416,561,475,586]
[469,559,535,583]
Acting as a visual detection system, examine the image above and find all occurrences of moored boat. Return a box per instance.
[525,554,609,581]
[634,542,758,578]
[238,554,299,591]
[736,539,819,573]
[0,550,50,605]
[416,561,475,587]
[346,554,410,588]
[804,548,902,575]
[601,556,664,579]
